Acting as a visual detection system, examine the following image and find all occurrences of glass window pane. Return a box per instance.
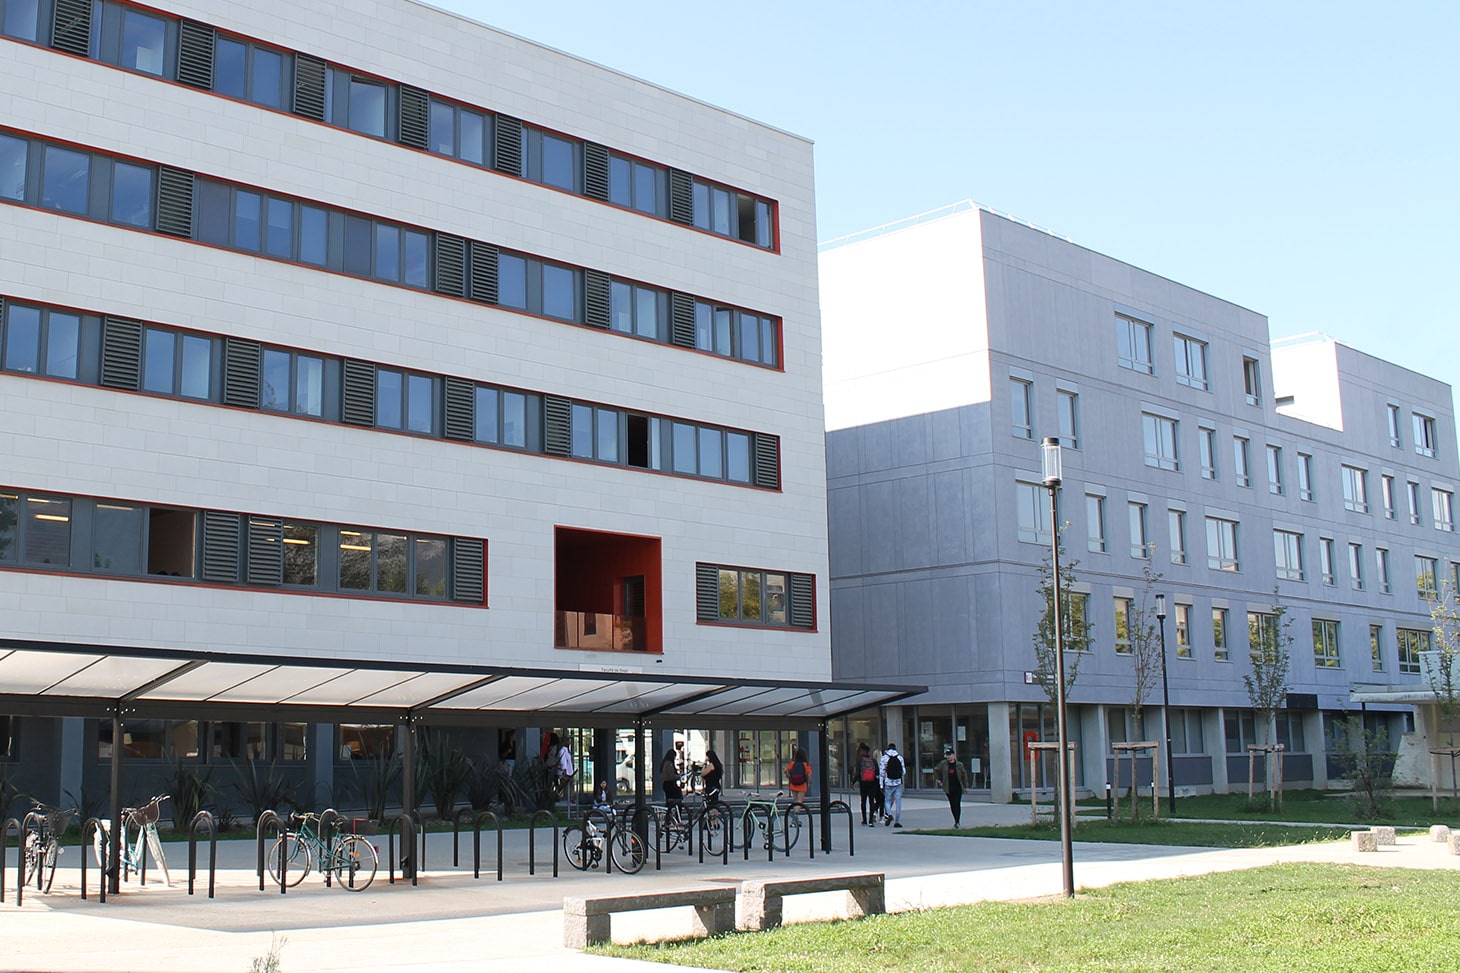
[692,181,710,230]
[429,101,455,156]
[634,287,657,338]
[672,422,697,474]
[713,308,732,357]
[0,492,16,561]
[234,191,261,251]
[295,355,323,416]
[609,156,631,206]
[250,48,284,109]
[405,374,432,433]
[498,254,527,309]
[376,369,402,428]
[142,329,175,393]
[742,571,762,620]
[25,496,70,565]
[120,10,166,75]
[698,427,722,478]
[541,134,574,190]
[571,403,592,458]
[738,311,760,362]
[460,111,485,165]
[403,231,429,288]
[110,162,153,228]
[755,200,773,248]
[2,0,40,41]
[693,302,712,351]
[261,349,290,411]
[4,304,40,373]
[760,318,777,366]
[265,198,293,258]
[45,312,79,379]
[377,533,407,592]
[283,522,317,585]
[726,432,750,482]
[214,37,246,98]
[92,502,143,573]
[711,187,731,235]
[766,573,787,623]
[374,224,400,281]
[339,530,372,589]
[41,145,89,214]
[0,133,27,201]
[179,335,211,399]
[633,163,658,215]
[542,263,575,321]
[718,568,739,619]
[414,537,447,596]
[474,387,498,443]
[348,79,387,138]
[343,216,371,276]
[299,206,328,265]
[610,281,633,333]
[502,392,526,447]
[596,408,618,462]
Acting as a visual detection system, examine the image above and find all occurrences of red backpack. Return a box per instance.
[787,761,809,787]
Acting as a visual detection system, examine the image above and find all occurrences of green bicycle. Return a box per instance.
[267,812,379,891]
[739,791,802,852]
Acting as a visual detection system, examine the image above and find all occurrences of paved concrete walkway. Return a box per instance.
[4,797,1455,973]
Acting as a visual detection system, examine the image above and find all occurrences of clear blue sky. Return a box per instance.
[445,0,1460,405]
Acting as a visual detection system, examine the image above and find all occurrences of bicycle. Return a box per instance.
[266,812,379,891]
[659,790,728,855]
[23,802,76,894]
[562,804,646,874]
[739,790,802,852]
[91,794,171,886]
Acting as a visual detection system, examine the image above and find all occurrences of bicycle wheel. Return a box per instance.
[782,809,803,851]
[661,805,686,852]
[22,831,40,888]
[42,839,59,893]
[144,827,171,887]
[329,835,377,891]
[122,815,146,881]
[91,820,110,871]
[700,804,727,856]
[611,828,646,875]
[562,825,591,871]
[743,805,772,849]
[267,835,312,887]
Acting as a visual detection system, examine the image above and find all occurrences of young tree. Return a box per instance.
[1427,581,1460,808]
[1243,588,1293,807]
[1125,560,1164,741]
[1327,714,1394,821]
[1030,531,1094,705]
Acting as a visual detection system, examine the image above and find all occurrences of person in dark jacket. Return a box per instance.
[854,743,881,826]
[701,748,724,803]
[933,745,972,827]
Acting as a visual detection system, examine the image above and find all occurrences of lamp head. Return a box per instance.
[1041,437,1063,487]
[1155,593,1166,619]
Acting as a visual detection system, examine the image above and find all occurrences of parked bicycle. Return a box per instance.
[562,805,646,874]
[739,790,802,852]
[91,794,171,886]
[23,802,76,894]
[267,812,379,891]
[659,791,728,855]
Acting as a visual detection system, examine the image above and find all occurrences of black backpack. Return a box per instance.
[885,752,903,780]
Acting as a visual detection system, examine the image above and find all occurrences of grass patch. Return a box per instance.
[598,864,1460,972]
[923,818,1351,848]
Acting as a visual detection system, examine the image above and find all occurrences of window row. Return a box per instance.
[0,0,778,249]
[1008,378,1080,447]
[1113,312,1262,406]
[1340,464,1453,531]
[0,488,487,603]
[0,296,784,490]
[694,563,816,629]
[1384,402,1439,459]
[0,129,782,368]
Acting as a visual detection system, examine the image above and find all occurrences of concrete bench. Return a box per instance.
[739,872,885,931]
[564,887,737,948]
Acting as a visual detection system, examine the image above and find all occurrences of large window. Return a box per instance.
[337,528,448,596]
[1142,414,1179,471]
[1233,436,1250,487]
[1114,596,1133,654]
[1128,501,1149,559]
[1313,619,1340,668]
[1086,494,1106,553]
[1376,547,1391,594]
[691,177,774,248]
[1,0,41,41]
[1173,335,1208,390]
[1397,628,1428,674]
[1297,453,1314,501]
[1319,537,1336,586]
[1434,489,1454,532]
[142,328,212,399]
[214,36,291,110]
[1248,611,1278,662]
[702,564,813,629]
[1342,465,1368,513]
[1266,444,1283,495]
[1199,427,1217,480]
[1016,482,1051,545]
[1370,623,1384,672]
[261,349,325,417]
[1206,517,1239,571]
[1010,378,1033,439]
[375,369,435,434]
[1168,509,1186,565]
[1057,390,1079,448]
[1273,530,1304,581]
[1213,607,1230,662]
[1416,555,1438,597]
[608,152,665,216]
[1242,356,1261,406]
[0,493,71,567]
[1175,603,1192,658]
[1348,542,1365,590]
[1116,314,1154,374]
[1414,413,1437,458]
[2,303,80,379]
[692,300,779,367]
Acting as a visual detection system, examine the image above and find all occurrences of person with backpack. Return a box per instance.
[659,747,683,810]
[784,746,811,806]
[879,742,905,827]
[933,745,972,827]
[855,743,881,826]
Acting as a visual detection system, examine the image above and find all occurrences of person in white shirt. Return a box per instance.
[879,742,905,828]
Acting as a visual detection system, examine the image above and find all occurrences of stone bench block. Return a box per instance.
[1351,830,1379,852]
[1372,826,1396,846]
[739,873,885,931]
[564,888,737,949]
[1430,825,1451,843]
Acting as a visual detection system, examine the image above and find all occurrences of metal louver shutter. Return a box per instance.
[543,395,571,456]
[668,169,693,225]
[176,21,215,89]
[201,511,241,583]
[753,433,780,490]
[443,376,474,441]
[583,142,609,201]
[493,115,523,174]
[696,563,720,621]
[156,167,196,238]
[292,54,327,121]
[246,516,284,585]
[670,292,696,348]
[434,234,466,297]
[451,538,485,603]
[467,241,499,304]
[584,271,611,329]
[789,573,815,628]
[222,338,262,408]
[342,359,377,426]
[399,86,429,149]
[100,318,143,390]
[50,0,91,56]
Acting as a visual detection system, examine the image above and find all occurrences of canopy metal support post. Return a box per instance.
[818,720,831,853]
[633,715,647,843]
[107,707,123,896]
[401,716,416,879]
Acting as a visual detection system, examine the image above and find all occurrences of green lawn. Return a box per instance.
[926,818,1352,848]
[599,864,1460,972]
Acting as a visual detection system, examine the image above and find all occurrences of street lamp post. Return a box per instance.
[1155,594,1175,815]
[1041,436,1074,899]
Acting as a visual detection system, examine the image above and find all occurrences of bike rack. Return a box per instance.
[696,801,730,866]
[186,810,217,898]
[526,809,558,877]
[19,810,45,903]
[459,810,502,881]
[315,809,350,889]
[789,804,815,860]
[255,809,284,893]
[827,799,855,857]
[2,816,21,905]
[386,812,418,887]
[80,817,105,903]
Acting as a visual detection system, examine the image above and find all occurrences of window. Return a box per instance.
[1370,624,1384,672]
[1233,437,1250,487]
[428,99,490,165]
[1434,489,1454,532]
[110,162,154,229]
[1297,453,1314,501]
[1414,413,1437,458]
[1266,445,1283,495]
[1313,619,1340,668]
[1342,465,1368,513]
[2,303,80,379]
[0,132,26,201]
[472,387,527,449]
[1129,501,1149,559]
[1213,607,1230,662]
[704,564,813,628]
[1175,603,1192,658]
[1057,390,1079,448]
[345,77,389,138]
[1242,356,1261,406]
[1319,538,1336,586]
[374,369,434,434]
[261,349,324,417]
[1086,494,1106,553]
[570,404,621,463]
[142,328,212,399]
[1010,378,1033,439]
[1016,482,1050,544]
[1407,481,1422,526]
[1168,509,1187,565]
[1116,314,1154,374]
[0,493,71,566]
[1416,555,1438,597]
[117,8,168,76]
[612,282,665,340]
[282,522,318,586]
[1248,611,1278,662]
[1388,404,1403,448]
[1199,427,1217,480]
[1142,414,1179,471]
[338,529,448,596]
[692,301,779,367]
[214,36,291,111]
[92,502,143,574]
[1114,596,1134,654]
[41,145,90,215]
[1,0,41,41]
[1376,547,1391,594]
[1382,475,1396,519]
[1206,517,1239,571]
[608,152,666,216]
[1397,628,1428,674]
[690,177,774,248]
[1273,530,1304,581]
[1173,335,1208,389]
[1349,543,1365,590]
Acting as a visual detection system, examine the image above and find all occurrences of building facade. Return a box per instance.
[0,0,831,807]
[821,203,1458,800]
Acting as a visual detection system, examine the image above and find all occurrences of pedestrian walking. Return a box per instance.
[880,742,905,828]
[702,748,724,803]
[659,746,683,809]
[785,747,811,806]
[934,745,971,827]
[855,743,880,826]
